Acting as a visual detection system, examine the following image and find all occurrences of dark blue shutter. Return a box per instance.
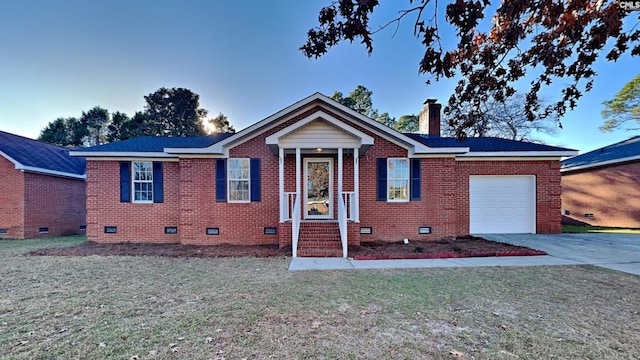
[250,158,260,202]
[120,161,131,202]
[216,159,227,202]
[410,159,421,201]
[376,158,387,201]
[152,162,163,203]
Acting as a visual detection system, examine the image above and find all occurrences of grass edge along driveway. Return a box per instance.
[1,236,639,359]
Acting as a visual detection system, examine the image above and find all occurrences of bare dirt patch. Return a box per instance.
[23,236,545,259]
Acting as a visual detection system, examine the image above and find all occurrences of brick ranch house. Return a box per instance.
[561,136,640,228]
[71,93,576,257]
[0,131,86,238]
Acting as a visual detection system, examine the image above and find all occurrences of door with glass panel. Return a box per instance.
[304,158,332,219]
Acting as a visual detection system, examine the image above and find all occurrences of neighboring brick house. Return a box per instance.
[71,93,576,257]
[561,136,640,228]
[0,131,86,238]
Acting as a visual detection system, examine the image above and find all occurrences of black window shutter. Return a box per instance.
[376,158,387,201]
[152,162,164,203]
[216,159,227,202]
[410,159,421,201]
[250,158,261,202]
[119,161,131,202]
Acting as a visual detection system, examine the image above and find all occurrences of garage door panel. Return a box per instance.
[469,176,536,234]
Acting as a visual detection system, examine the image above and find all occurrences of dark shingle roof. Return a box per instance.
[0,131,86,176]
[561,135,640,171]
[404,133,574,152]
[77,133,233,153]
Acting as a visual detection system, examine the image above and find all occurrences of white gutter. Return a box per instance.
[70,151,176,158]
[457,150,578,158]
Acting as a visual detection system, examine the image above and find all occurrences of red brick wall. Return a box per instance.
[84,102,564,245]
[23,172,86,238]
[561,162,640,228]
[87,160,181,243]
[0,156,25,238]
[455,160,562,234]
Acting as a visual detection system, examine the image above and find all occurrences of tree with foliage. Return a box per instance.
[302,1,640,139]
[80,106,110,146]
[39,118,72,146]
[331,85,376,118]
[208,113,236,133]
[106,111,130,142]
[601,73,640,132]
[395,114,419,133]
[143,87,208,137]
[442,94,557,141]
[331,85,400,128]
[38,117,88,147]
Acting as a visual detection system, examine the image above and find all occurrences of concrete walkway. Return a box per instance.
[289,233,640,275]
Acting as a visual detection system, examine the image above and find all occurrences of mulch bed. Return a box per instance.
[349,236,547,260]
[24,236,546,259]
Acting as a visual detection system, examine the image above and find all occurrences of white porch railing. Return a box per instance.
[341,191,356,221]
[337,194,348,258]
[291,194,301,258]
[282,192,297,221]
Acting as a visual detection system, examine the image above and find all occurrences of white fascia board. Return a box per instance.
[0,150,21,168]
[70,151,176,158]
[410,144,469,156]
[457,150,578,158]
[164,146,225,155]
[265,110,374,145]
[0,150,85,179]
[18,165,86,179]
[560,154,640,173]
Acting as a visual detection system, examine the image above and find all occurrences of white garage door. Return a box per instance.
[469,176,536,234]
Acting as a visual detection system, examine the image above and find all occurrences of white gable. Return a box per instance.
[278,119,360,148]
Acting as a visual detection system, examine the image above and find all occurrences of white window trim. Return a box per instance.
[227,158,251,203]
[387,158,409,203]
[132,161,153,204]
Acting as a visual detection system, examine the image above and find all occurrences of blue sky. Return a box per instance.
[0,0,637,154]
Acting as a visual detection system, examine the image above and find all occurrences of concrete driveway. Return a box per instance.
[483,233,640,276]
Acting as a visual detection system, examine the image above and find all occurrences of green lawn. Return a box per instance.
[563,224,640,234]
[1,236,639,359]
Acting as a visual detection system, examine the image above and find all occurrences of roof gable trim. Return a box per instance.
[265,110,374,146]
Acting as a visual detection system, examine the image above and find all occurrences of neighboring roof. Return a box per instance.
[71,133,233,157]
[0,131,86,179]
[561,135,640,172]
[406,134,577,156]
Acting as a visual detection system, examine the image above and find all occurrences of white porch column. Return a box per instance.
[295,147,301,206]
[338,148,343,199]
[279,147,284,222]
[353,147,359,222]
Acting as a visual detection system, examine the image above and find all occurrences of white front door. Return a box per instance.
[304,158,333,219]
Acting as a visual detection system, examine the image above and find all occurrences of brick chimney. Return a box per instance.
[418,99,441,137]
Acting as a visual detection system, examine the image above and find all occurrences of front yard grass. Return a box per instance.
[1,236,639,359]
[563,224,640,234]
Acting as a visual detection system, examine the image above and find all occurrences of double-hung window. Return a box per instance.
[387,158,409,201]
[228,158,250,202]
[132,161,153,203]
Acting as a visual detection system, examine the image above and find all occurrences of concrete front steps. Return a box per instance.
[297,221,343,257]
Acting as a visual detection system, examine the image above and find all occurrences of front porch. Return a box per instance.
[276,148,362,258]
[266,113,373,257]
